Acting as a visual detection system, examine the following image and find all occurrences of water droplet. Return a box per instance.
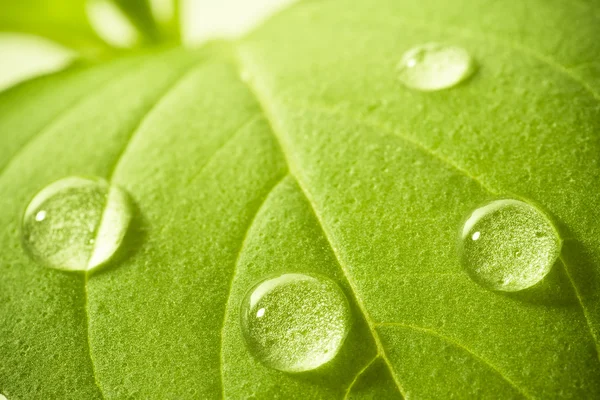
[459,199,561,291]
[397,43,475,91]
[240,273,352,372]
[0,394,7,400]
[22,176,133,271]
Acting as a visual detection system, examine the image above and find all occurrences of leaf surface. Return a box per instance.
[1,0,600,398]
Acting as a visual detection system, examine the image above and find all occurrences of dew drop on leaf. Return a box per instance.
[459,199,562,292]
[397,43,475,91]
[21,176,133,271]
[240,273,352,372]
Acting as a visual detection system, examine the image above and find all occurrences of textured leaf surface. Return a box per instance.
[1,0,600,398]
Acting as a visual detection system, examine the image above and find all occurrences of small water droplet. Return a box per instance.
[471,231,481,241]
[240,273,352,372]
[21,176,133,271]
[397,43,475,91]
[459,199,561,291]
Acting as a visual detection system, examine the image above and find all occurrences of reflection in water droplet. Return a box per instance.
[22,176,132,271]
[397,43,475,91]
[241,273,352,372]
[35,210,47,221]
[459,199,561,292]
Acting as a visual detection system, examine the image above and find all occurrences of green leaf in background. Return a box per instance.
[111,0,180,43]
[0,0,177,56]
[0,0,110,56]
[1,0,600,398]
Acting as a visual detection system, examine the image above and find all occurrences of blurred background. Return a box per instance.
[0,0,296,90]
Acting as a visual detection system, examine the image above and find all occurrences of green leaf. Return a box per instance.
[0,0,110,56]
[0,0,175,56]
[1,0,600,398]
[111,0,160,42]
[111,0,179,43]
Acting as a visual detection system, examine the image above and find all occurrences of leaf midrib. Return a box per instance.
[281,100,600,358]
[232,57,526,396]
[232,48,411,398]
[234,68,530,397]
[232,33,599,396]
[2,13,596,394]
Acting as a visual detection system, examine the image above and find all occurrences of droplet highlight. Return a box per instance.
[22,176,133,271]
[241,273,352,372]
[397,43,475,91]
[459,199,561,292]
[0,394,7,400]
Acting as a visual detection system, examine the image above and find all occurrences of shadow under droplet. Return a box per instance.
[501,208,596,309]
[559,238,598,304]
[502,257,577,307]
[88,197,146,278]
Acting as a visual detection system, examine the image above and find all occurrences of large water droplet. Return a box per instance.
[459,199,561,292]
[397,43,475,91]
[241,273,352,372]
[22,176,132,271]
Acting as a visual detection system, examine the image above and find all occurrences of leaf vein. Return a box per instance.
[292,102,494,193]
[233,49,408,398]
[376,322,532,399]
[342,356,380,400]
[184,115,262,187]
[218,174,289,399]
[105,62,207,181]
[0,65,133,181]
[83,58,211,399]
[286,102,600,358]
[154,114,264,238]
[394,16,600,102]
